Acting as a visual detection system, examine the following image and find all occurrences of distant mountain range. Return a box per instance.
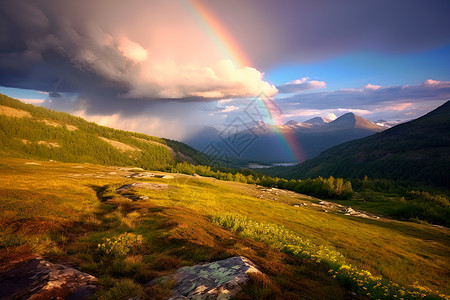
[264,101,450,188]
[184,113,384,163]
[0,94,209,169]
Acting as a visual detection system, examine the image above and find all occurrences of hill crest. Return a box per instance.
[0,93,209,169]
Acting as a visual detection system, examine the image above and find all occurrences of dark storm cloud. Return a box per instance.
[48,91,62,98]
[206,0,450,68]
[0,0,139,115]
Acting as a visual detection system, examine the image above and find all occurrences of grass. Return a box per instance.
[0,157,449,299]
[213,213,448,299]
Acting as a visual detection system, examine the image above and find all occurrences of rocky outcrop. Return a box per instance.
[168,256,261,300]
[116,182,169,192]
[0,258,97,299]
[125,172,174,179]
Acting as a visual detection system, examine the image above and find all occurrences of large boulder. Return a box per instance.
[0,257,98,299]
[169,256,261,300]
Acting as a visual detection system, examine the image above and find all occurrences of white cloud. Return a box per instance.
[18,98,46,104]
[117,37,148,62]
[277,77,326,93]
[335,108,371,115]
[281,80,450,110]
[364,84,382,90]
[125,59,278,99]
[221,105,239,113]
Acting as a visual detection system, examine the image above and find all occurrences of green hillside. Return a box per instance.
[0,158,448,299]
[0,94,209,170]
[266,101,450,189]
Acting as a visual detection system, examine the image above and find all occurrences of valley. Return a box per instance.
[0,158,448,299]
[184,113,385,164]
[0,94,449,299]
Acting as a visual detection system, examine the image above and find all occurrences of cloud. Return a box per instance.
[0,0,276,114]
[125,59,277,99]
[69,100,219,140]
[1,1,449,140]
[364,84,382,90]
[277,77,326,93]
[202,0,450,68]
[18,98,46,104]
[117,37,148,63]
[221,105,239,113]
[49,91,62,98]
[277,79,450,123]
[281,80,450,109]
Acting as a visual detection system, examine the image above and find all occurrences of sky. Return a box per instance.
[0,0,450,140]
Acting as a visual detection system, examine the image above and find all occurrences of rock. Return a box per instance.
[116,182,169,193]
[169,256,261,300]
[345,207,355,214]
[0,258,97,300]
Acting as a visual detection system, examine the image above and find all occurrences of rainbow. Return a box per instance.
[255,94,305,163]
[185,0,304,163]
[185,0,251,68]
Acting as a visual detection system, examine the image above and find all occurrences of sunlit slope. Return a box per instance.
[0,94,209,170]
[0,158,448,298]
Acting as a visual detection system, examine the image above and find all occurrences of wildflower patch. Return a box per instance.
[213,213,449,300]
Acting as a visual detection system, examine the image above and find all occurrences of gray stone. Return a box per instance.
[0,258,98,299]
[116,182,169,192]
[170,256,261,300]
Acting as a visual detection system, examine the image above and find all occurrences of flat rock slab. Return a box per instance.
[0,258,97,299]
[169,256,261,300]
[116,182,169,192]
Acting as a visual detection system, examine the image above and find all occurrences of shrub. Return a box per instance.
[97,278,146,300]
[98,232,144,257]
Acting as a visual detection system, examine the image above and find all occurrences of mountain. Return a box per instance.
[265,101,450,188]
[321,113,383,132]
[303,116,332,125]
[0,94,209,169]
[284,120,300,126]
[184,125,222,151]
[184,113,384,163]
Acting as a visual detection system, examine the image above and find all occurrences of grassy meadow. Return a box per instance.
[0,157,449,299]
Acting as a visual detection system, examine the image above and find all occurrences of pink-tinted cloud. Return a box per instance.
[277,77,326,93]
[0,0,277,106]
[282,80,450,109]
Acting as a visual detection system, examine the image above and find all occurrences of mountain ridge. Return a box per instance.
[264,101,450,188]
[303,116,332,125]
[184,113,384,163]
[320,113,384,132]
